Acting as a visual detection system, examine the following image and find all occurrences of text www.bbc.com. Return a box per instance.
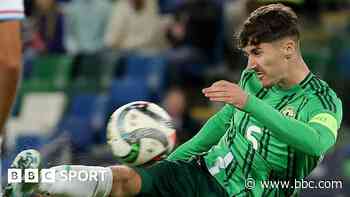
[245,178,343,190]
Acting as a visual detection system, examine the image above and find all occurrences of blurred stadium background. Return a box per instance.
[1,0,350,196]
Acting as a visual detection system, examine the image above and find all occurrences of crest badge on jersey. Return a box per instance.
[281,106,296,118]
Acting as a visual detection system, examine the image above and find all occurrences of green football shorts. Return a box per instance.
[134,157,229,197]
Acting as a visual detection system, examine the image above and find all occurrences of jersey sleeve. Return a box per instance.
[0,0,25,21]
[243,94,342,156]
[167,104,235,161]
[306,96,342,140]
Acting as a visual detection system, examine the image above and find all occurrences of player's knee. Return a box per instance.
[109,165,141,197]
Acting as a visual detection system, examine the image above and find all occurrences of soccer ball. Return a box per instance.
[107,101,176,166]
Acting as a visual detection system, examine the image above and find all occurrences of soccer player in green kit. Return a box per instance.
[6,3,342,197]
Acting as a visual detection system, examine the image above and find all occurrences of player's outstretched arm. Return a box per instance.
[243,94,341,156]
[203,80,342,156]
[167,104,235,161]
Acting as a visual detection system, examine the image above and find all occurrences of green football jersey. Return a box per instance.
[202,69,342,196]
[168,69,342,197]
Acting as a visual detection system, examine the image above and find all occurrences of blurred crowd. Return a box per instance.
[2,0,350,196]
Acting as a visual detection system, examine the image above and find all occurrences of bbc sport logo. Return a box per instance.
[8,168,108,183]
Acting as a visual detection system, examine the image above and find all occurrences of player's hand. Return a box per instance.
[202,80,248,109]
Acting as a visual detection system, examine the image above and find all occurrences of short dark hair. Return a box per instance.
[237,3,300,49]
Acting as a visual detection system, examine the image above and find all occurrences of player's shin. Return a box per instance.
[38,165,113,197]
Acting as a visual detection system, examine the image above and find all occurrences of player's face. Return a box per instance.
[243,42,289,88]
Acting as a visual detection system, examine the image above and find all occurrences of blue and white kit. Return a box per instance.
[0,0,24,21]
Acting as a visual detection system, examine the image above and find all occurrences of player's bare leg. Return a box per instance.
[0,21,22,135]
[109,165,142,197]
[0,0,24,135]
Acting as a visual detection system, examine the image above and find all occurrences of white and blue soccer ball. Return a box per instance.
[107,101,176,166]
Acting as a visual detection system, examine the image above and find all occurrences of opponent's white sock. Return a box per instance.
[38,165,113,197]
